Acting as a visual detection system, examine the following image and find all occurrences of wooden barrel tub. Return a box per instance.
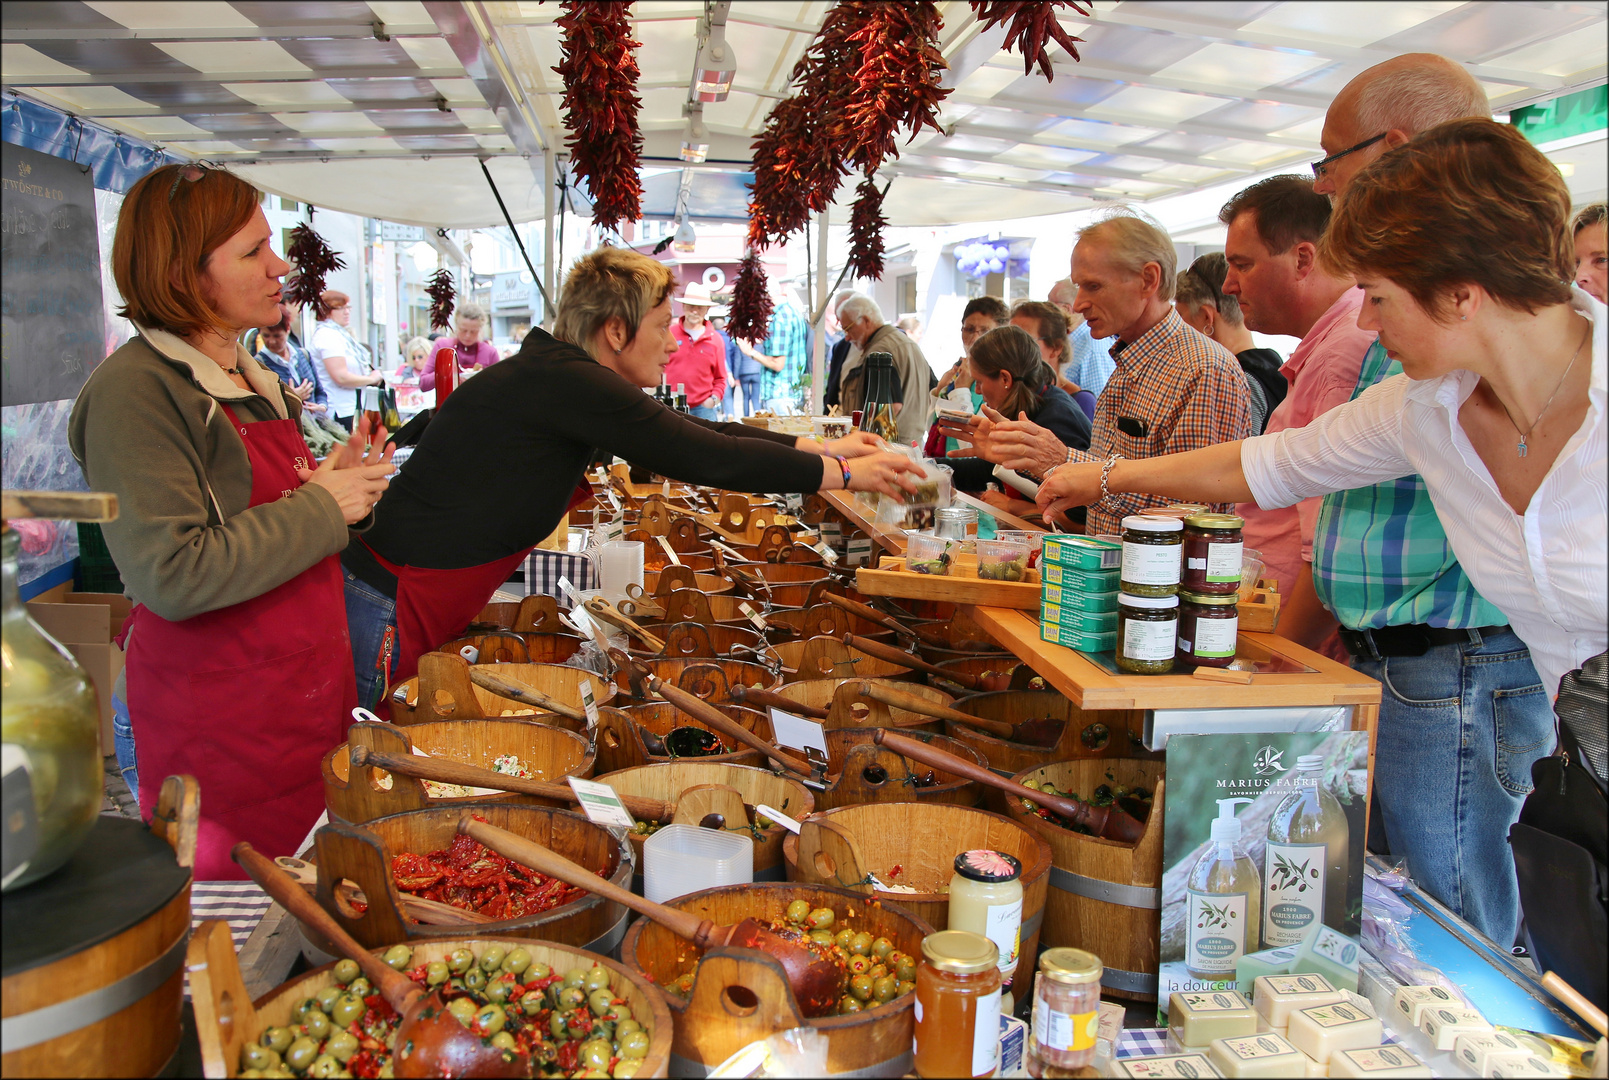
[437,630,585,666]
[769,677,951,734]
[812,729,989,811]
[611,656,782,702]
[771,635,914,682]
[595,702,777,774]
[942,688,1151,780]
[388,656,616,728]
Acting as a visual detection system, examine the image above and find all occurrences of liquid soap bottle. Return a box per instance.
[1263,753,1351,947]
[1186,797,1260,979]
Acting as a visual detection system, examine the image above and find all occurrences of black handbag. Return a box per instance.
[1510,652,1608,1010]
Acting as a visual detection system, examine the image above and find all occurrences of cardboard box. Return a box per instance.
[25,592,131,757]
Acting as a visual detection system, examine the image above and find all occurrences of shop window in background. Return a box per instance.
[897,272,918,314]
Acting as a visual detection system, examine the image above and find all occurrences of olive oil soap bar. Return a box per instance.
[1254,973,1346,1028]
[1235,944,1300,994]
[1419,1005,1491,1051]
[1170,990,1258,1046]
[1287,1000,1384,1063]
[1207,1032,1313,1078]
[1292,922,1362,991]
[1391,985,1461,1028]
[1329,1045,1433,1078]
[1488,1055,1569,1078]
[1115,1052,1225,1077]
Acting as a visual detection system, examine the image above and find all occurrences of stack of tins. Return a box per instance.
[188,923,674,1078]
[781,802,1051,993]
[387,653,615,728]
[1004,758,1167,1000]
[1,777,196,1078]
[595,762,815,887]
[321,719,595,825]
[297,804,633,957]
[622,882,934,1077]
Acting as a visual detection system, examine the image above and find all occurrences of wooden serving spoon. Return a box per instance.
[466,668,588,724]
[233,844,526,1079]
[871,729,1150,845]
[843,632,980,685]
[456,817,847,1017]
[851,681,1065,749]
[729,684,830,720]
[585,596,667,652]
[645,674,814,780]
[823,592,951,648]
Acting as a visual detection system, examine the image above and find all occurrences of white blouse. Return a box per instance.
[1242,287,1607,699]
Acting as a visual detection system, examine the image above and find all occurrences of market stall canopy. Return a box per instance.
[4,1,1604,228]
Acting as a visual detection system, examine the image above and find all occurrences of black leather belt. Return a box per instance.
[1340,624,1511,661]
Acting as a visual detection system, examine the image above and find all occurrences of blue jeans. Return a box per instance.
[344,566,399,712]
[689,403,720,421]
[112,690,138,804]
[1354,628,1552,945]
[739,374,763,417]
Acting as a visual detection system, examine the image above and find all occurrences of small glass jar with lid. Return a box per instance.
[914,930,1003,1079]
[1119,515,1183,596]
[1116,592,1179,674]
[1178,591,1240,667]
[1182,513,1245,595]
[935,506,979,552]
[1029,947,1103,1071]
[948,850,1025,989]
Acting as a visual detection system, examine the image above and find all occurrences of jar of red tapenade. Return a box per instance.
[1177,590,1240,667]
[1181,513,1244,595]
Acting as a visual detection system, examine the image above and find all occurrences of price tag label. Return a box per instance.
[754,803,802,834]
[566,777,636,830]
[783,494,803,515]
[557,576,584,608]
[737,602,769,632]
[580,682,599,732]
[819,521,842,544]
[769,707,828,756]
[662,479,671,498]
[813,541,839,565]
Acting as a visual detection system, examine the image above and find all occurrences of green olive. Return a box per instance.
[613,1062,643,1079]
[578,1072,611,1079]
[808,929,835,947]
[785,899,812,924]
[261,1026,294,1053]
[472,1003,506,1036]
[872,976,898,1003]
[293,998,321,1022]
[284,1036,320,1072]
[897,979,916,997]
[805,907,835,931]
[447,996,478,1027]
[382,944,413,971]
[850,932,874,956]
[377,1065,394,1080]
[563,967,589,988]
[550,1011,569,1039]
[868,964,888,981]
[837,995,863,1014]
[330,992,365,1028]
[332,960,361,986]
[302,1008,331,1040]
[462,968,487,991]
[871,936,894,960]
[503,947,532,976]
[847,954,872,976]
[614,1018,642,1038]
[584,966,613,992]
[447,948,475,974]
[479,946,506,972]
[481,975,513,1004]
[240,1070,264,1079]
[589,988,615,1016]
[325,1030,359,1064]
[894,956,917,982]
[849,973,873,1001]
[580,1038,613,1070]
[346,977,371,1000]
[557,985,586,1011]
[833,927,856,951]
[672,974,695,995]
[526,961,552,982]
[610,1004,633,1026]
[618,1028,651,1059]
[315,985,343,1013]
[520,989,546,1016]
[308,1053,341,1079]
[424,960,449,987]
[241,1043,278,1071]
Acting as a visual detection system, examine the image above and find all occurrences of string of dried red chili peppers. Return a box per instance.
[425,268,456,332]
[969,0,1091,79]
[553,1,644,231]
[284,214,345,319]
[843,1,950,175]
[848,178,888,281]
[726,251,774,344]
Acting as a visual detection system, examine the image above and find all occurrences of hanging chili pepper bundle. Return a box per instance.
[842,1,950,174]
[969,0,1091,79]
[848,178,888,280]
[726,251,774,344]
[553,1,644,231]
[425,268,456,333]
[283,213,346,319]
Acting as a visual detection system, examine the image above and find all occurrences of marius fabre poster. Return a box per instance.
[1157,731,1369,1015]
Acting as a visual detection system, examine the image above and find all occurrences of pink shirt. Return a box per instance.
[1236,288,1373,597]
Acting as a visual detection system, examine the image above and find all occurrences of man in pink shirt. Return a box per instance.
[1219,176,1373,653]
[664,283,728,419]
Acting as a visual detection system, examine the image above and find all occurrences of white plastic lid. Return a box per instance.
[1212,797,1253,842]
[1122,515,1183,533]
[1118,592,1179,609]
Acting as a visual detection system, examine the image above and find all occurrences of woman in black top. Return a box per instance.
[344,247,921,709]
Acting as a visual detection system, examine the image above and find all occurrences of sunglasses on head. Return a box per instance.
[165,161,218,202]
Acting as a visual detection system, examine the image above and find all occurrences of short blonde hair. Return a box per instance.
[403,335,431,360]
[555,247,677,358]
[1077,214,1178,301]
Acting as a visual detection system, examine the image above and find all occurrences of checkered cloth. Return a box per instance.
[519,549,596,599]
[191,881,273,954]
[1117,1029,1170,1058]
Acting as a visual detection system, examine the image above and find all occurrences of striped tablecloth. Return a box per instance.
[191,881,273,953]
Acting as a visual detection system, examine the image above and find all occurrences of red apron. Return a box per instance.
[363,479,597,714]
[121,405,354,880]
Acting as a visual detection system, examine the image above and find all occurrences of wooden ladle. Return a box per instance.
[729,684,830,720]
[844,632,982,685]
[457,816,847,1018]
[233,843,526,1078]
[647,674,814,781]
[871,729,1150,845]
[851,681,1064,749]
[466,667,588,724]
[823,592,951,649]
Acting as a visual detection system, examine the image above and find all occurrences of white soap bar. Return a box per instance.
[1488,1056,1568,1078]
[1288,1000,1384,1064]
[1453,1030,1530,1074]
[1165,1030,1210,1057]
[1255,973,1347,1028]
[1329,1045,1433,1078]
[1419,1005,1490,1051]
[1391,985,1461,1028]
[1209,1033,1311,1078]
[1170,990,1258,1045]
[1115,1053,1225,1078]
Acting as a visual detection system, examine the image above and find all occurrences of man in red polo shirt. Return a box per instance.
[664,283,728,419]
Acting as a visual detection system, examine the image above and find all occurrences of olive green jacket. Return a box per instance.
[68,327,353,622]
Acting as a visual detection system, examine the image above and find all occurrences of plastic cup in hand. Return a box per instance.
[1239,548,1264,602]
[600,540,645,599]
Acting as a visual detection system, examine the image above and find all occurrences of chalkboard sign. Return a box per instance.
[2,144,107,406]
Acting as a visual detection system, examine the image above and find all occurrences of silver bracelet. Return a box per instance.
[1098,453,1122,506]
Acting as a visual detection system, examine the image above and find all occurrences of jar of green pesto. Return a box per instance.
[1120,515,1183,597]
[1116,592,1179,674]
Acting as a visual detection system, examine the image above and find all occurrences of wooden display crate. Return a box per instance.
[856,555,1040,609]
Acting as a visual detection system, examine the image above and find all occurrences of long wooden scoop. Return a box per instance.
[347,745,675,822]
[457,816,847,1017]
[586,596,667,652]
[645,674,813,780]
[853,680,1064,749]
[467,667,588,723]
[730,684,830,720]
[234,844,526,1079]
[844,632,970,683]
[824,592,950,648]
[872,729,1149,845]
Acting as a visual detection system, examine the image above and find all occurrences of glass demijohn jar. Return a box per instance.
[1,527,102,890]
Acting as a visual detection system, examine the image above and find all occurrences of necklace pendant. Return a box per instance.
[1517,436,1528,458]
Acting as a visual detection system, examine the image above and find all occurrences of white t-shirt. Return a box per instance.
[310,321,371,418]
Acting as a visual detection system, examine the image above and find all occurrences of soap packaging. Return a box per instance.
[1115,1053,1225,1078]
[1328,1045,1434,1078]
[1487,1056,1568,1078]
[1207,1032,1316,1078]
[1253,972,1347,1028]
[1454,1030,1531,1075]
[1286,999,1384,1063]
[1419,1005,1491,1051]
[1170,990,1258,1048]
[1391,985,1462,1028]
[1292,921,1361,991]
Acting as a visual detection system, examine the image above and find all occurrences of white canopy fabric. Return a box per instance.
[3,1,1604,228]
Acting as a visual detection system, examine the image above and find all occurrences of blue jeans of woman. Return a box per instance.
[1354,628,1552,945]
[112,689,138,804]
[344,566,399,712]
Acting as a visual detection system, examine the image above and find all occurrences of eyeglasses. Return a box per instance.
[165,162,215,201]
[1311,133,1386,180]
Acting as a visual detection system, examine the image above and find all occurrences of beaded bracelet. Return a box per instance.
[1098,453,1122,506]
[832,455,852,489]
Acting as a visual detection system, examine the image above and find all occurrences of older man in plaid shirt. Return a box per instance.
[944,214,1252,534]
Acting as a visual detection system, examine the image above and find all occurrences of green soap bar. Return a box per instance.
[1170,990,1258,1047]
[1041,535,1122,570]
[1235,944,1301,994]
[1041,563,1121,589]
[1291,922,1361,991]
[1041,586,1121,613]
[1040,621,1117,652]
[1208,1032,1309,1078]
